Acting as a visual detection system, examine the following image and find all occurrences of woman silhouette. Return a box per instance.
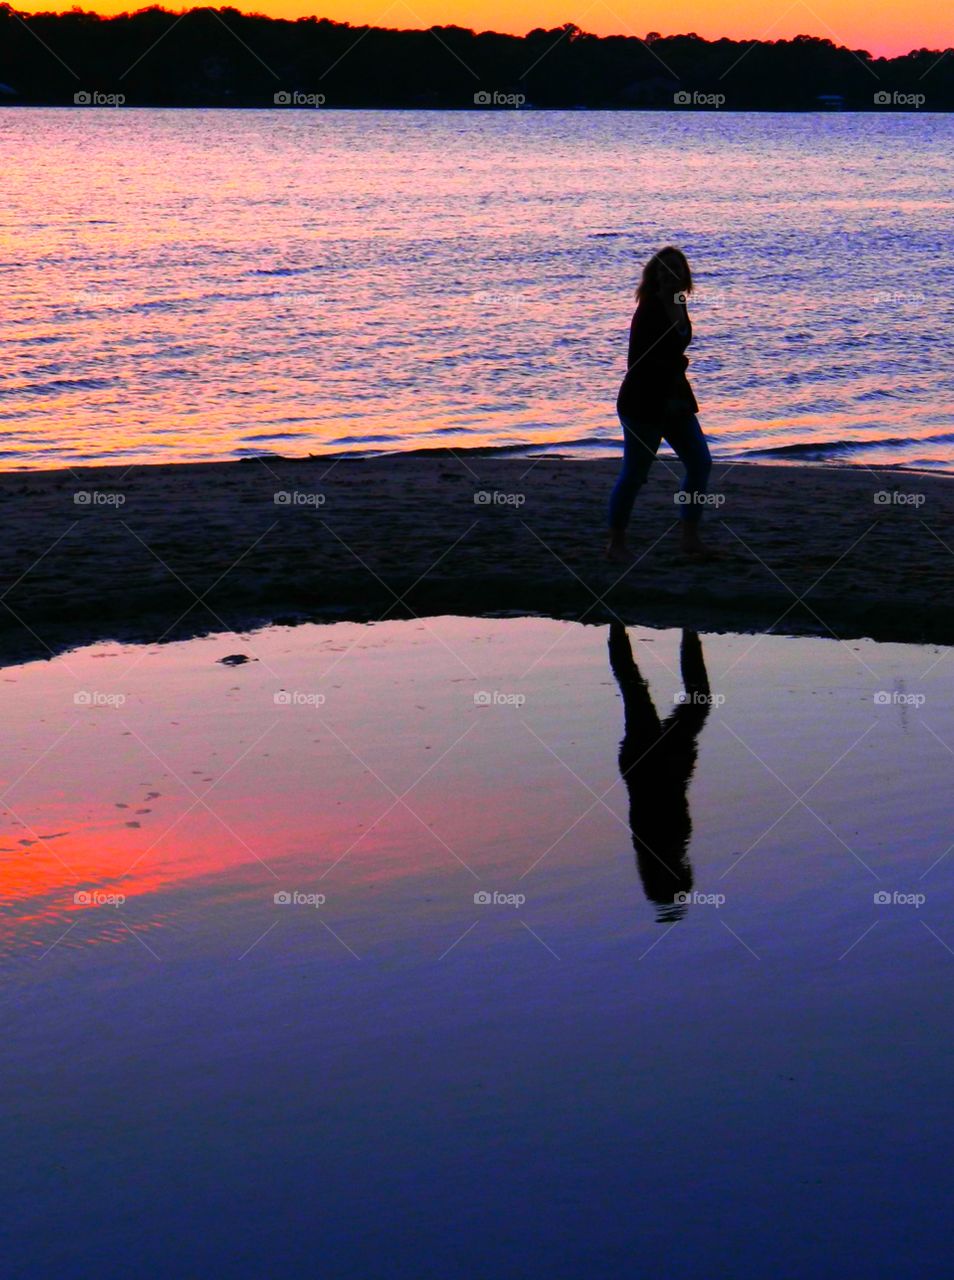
[607,246,713,562]
[608,623,712,922]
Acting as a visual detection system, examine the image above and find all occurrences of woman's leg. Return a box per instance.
[608,415,662,549]
[665,414,712,541]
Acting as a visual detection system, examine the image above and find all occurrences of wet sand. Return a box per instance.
[0,454,951,663]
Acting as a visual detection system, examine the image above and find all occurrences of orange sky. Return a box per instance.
[15,1,950,59]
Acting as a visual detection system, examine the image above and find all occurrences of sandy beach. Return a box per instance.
[0,453,950,664]
[8,87,954,1280]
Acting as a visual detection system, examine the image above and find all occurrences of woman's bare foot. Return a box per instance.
[605,536,633,563]
[679,529,719,560]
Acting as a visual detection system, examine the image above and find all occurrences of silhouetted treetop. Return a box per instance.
[0,6,948,108]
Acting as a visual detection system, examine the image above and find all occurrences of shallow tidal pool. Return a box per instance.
[2,616,952,1278]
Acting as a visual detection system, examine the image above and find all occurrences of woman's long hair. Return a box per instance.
[636,246,693,305]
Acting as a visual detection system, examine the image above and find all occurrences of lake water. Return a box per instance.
[2,616,952,1276]
[3,109,953,470]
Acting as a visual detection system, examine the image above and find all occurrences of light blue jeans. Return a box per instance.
[608,412,712,531]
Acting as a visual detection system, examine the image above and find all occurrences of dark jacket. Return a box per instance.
[616,294,699,423]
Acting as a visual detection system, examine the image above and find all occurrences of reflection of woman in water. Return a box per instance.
[609,623,712,922]
[607,246,713,563]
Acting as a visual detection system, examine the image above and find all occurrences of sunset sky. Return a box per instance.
[15,1,949,59]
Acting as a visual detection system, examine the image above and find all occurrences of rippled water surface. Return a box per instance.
[2,109,952,469]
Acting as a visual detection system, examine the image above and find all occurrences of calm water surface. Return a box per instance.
[3,109,952,470]
[2,617,952,1276]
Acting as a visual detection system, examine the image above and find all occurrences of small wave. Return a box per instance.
[743,436,924,460]
[11,377,118,397]
[322,436,615,459]
[130,300,183,313]
[239,432,311,442]
[248,267,319,278]
[71,447,160,460]
[324,434,399,445]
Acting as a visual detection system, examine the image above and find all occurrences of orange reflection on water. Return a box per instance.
[0,623,540,953]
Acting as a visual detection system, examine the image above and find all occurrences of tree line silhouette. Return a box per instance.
[0,6,950,109]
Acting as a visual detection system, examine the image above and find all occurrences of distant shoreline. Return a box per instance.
[1,455,951,667]
[2,105,949,114]
[2,13,950,111]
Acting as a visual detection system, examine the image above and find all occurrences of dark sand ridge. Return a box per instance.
[0,455,951,666]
